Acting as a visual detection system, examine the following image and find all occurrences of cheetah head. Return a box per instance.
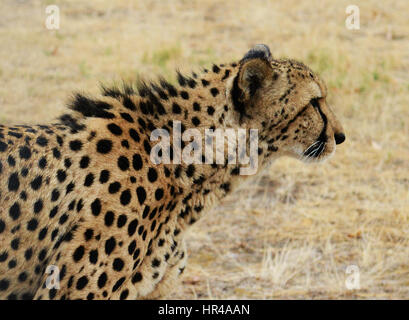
[227,44,345,164]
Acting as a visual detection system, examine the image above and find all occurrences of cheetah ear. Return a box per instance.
[237,48,273,99]
[241,44,272,63]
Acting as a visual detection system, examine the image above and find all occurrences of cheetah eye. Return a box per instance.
[310,98,320,109]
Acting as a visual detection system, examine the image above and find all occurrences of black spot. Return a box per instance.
[220,183,230,192]
[112,277,125,292]
[122,96,136,110]
[49,206,58,218]
[148,208,158,220]
[172,103,182,114]
[109,182,121,194]
[56,135,63,146]
[107,123,122,136]
[38,157,47,169]
[0,141,8,152]
[120,189,132,206]
[84,229,94,241]
[0,279,10,291]
[10,238,20,250]
[207,106,215,116]
[104,211,114,226]
[147,168,158,183]
[8,173,20,192]
[113,258,124,271]
[117,215,127,228]
[51,228,59,241]
[186,164,195,177]
[89,250,98,264]
[27,219,38,231]
[117,156,129,171]
[38,249,46,261]
[192,117,200,126]
[79,156,90,168]
[68,200,76,211]
[56,170,67,183]
[7,155,15,167]
[53,148,61,159]
[180,91,189,100]
[69,140,82,151]
[177,72,188,86]
[155,188,164,201]
[76,276,89,290]
[222,69,231,80]
[24,248,33,261]
[30,176,42,190]
[91,198,102,216]
[0,220,5,234]
[128,240,136,255]
[59,213,68,225]
[120,289,129,300]
[136,187,146,205]
[132,154,143,171]
[51,189,60,202]
[193,102,201,111]
[132,272,142,283]
[138,118,146,129]
[144,140,151,154]
[64,158,72,168]
[84,173,95,187]
[66,182,75,194]
[99,170,110,183]
[36,136,48,147]
[38,227,48,241]
[121,140,129,149]
[105,237,116,255]
[19,146,31,160]
[33,199,43,214]
[21,168,28,177]
[20,191,27,201]
[9,202,21,220]
[18,272,27,282]
[129,129,140,142]
[128,219,138,236]
[210,87,219,97]
[152,258,161,268]
[120,113,134,123]
[97,139,112,154]
[98,272,107,288]
[73,246,85,262]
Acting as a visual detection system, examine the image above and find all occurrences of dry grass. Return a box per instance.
[1,0,409,299]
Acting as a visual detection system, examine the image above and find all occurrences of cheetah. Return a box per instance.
[0,44,345,300]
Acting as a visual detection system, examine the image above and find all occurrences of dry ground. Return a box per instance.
[1,0,409,299]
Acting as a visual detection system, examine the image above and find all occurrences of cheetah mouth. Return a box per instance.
[303,140,327,160]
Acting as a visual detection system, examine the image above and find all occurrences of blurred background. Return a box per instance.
[0,0,408,299]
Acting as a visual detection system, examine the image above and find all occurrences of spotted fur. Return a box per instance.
[0,45,345,300]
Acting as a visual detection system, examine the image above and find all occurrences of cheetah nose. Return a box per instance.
[334,132,345,145]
